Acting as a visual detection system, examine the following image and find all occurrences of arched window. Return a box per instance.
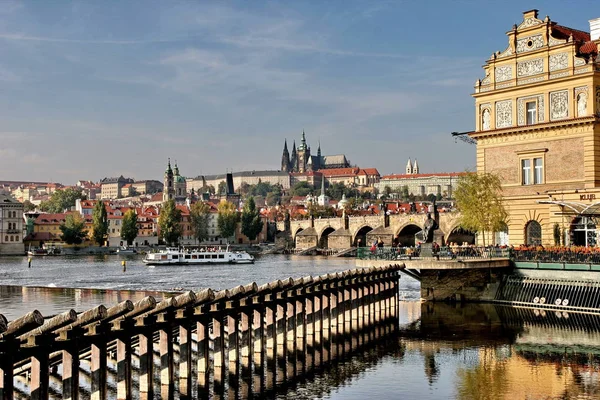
[525,220,542,246]
[14,236,18,242]
[4,235,7,242]
[10,235,14,242]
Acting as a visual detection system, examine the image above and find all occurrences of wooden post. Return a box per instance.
[159,322,174,389]
[91,341,107,400]
[0,359,14,400]
[30,352,49,400]
[116,334,132,400]
[62,345,79,400]
[196,315,212,396]
[179,322,193,398]
[138,328,154,399]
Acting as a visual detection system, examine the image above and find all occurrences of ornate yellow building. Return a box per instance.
[470,10,600,246]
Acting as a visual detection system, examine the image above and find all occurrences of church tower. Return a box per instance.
[297,130,311,173]
[290,140,298,172]
[163,158,174,202]
[413,159,419,174]
[173,162,187,202]
[281,140,290,172]
[405,158,413,175]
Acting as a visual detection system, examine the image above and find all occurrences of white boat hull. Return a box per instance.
[143,247,254,266]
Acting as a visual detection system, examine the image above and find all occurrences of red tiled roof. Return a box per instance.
[361,168,380,176]
[320,167,360,177]
[551,24,590,43]
[381,172,467,180]
[580,41,598,55]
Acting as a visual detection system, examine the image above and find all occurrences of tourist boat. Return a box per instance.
[27,245,61,256]
[143,246,255,265]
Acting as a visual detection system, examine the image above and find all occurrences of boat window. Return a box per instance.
[192,255,197,259]
[172,255,179,259]
[212,254,217,259]
[218,254,224,259]
[185,255,191,259]
[161,255,167,260]
[199,255,204,259]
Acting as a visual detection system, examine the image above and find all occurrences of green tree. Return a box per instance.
[217,201,238,242]
[121,209,139,246]
[401,185,409,200]
[241,197,263,243]
[22,200,36,212]
[158,200,183,246]
[190,201,211,243]
[91,201,108,245]
[40,188,86,213]
[217,181,228,195]
[291,181,313,197]
[60,213,88,245]
[454,172,507,246]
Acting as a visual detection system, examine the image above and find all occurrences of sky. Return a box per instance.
[0,1,596,183]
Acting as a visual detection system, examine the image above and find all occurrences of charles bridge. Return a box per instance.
[276,212,466,249]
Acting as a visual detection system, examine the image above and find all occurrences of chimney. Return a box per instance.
[523,9,539,21]
[591,18,600,41]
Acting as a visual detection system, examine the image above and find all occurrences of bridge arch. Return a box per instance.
[352,225,373,247]
[293,227,304,242]
[396,223,422,246]
[446,226,476,245]
[319,226,336,249]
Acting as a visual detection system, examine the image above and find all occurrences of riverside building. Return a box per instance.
[470,10,600,246]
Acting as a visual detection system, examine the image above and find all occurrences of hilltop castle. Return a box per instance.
[281,131,350,173]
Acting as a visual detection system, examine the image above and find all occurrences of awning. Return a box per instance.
[538,200,600,216]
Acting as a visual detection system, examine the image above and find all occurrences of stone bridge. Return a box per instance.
[276,212,467,249]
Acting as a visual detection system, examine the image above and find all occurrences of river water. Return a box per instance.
[1,254,599,399]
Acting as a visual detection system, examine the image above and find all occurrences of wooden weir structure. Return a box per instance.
[0,265,400,399]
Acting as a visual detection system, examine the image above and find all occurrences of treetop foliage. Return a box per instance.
[454,172,507,246]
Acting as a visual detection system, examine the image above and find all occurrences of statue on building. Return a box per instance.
[422,213,439,243]
[482,108,491,130]
[577,93,587,117]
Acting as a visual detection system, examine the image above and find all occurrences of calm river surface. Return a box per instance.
[1,254,599,399]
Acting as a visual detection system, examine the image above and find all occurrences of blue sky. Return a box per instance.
[0,1,595,183]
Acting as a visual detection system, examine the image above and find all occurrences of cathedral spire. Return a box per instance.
[174,160,180,176]
[405,158,412,175]
[413,159,419,174]
[281,139,290,172]
[317,140,321,157]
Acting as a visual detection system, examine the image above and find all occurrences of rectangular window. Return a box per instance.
[534,157,543,184]
[526,101,536,125]
[521,159,531,185]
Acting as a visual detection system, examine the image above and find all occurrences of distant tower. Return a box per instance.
[173,162,187,202]
[297,130,311,173]
[316,140,322,170]
[405,158,413,175]
[290,140,298,172]
[281,140,290,172]
[163,158,174,202]
[413,159,419,174]
[317,174,329,206]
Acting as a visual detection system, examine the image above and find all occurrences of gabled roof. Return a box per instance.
[322,155,348,165]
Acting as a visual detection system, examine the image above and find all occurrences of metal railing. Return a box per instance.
[511,249,600,264]
[356,246,511,261]
[357,246,600,266]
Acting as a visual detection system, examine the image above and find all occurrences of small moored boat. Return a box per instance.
[143,246,254,266]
